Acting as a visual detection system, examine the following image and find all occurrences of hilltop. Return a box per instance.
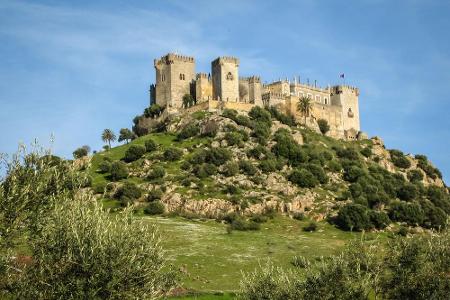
[87,106,449,234]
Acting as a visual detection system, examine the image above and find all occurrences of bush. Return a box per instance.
[303,163,328,184]
[303,221,318,232]
[327,160,342,172]
[73,147,88,159]
[397,183,418,201]
[292,212,305,220]
[368,210,390,229]
[147,165,166,180]
[193,163,217,178]
[115,182,141,204]
[389,149,411,169]
[222,162,239,177]
[239,160,257,176]
[201,120,219,137]
[248,106,272,125]
[144,201,165,215]
[259,159,278,173]
[317,119,330,135]
[98,160,111,173]
[407,169,423,182]
[145,139,157,152]
[228,218,261,231]
[336,203,371,231]
[267,106,295,126]
[124,145,146,162]
[252,121,271,145]
[110,161,128,181]
[177,124,200,140]
[360,147,372,158]
[222,108,238,119]
[163,147,183,161]
[288,169,318,188]
[223,184,241,195]
[389,201,425,226]
[343,166,366,182]
[147,189,163,202]
[336,148,359,160]
[224,131,243,146]
[205,148,231,166]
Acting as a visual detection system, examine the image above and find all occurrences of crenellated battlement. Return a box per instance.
[331,85,360,96]
[212,56,239,65]
[196,72,210,80]
[154,53,195,66]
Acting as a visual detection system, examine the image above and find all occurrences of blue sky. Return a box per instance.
[0,0,449,183]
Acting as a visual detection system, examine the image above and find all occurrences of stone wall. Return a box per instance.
[212,57,239,102]
[195,73,212,103]
[330,85,360,132]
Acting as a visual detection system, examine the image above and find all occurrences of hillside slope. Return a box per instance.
[87,107,449,232]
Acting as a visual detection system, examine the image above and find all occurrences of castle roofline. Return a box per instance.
[154,53,195,66]
[212,56,239,65]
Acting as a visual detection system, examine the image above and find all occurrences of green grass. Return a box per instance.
[141,215,388,293]
[166,293,235,300]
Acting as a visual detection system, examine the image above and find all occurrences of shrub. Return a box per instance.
[389,201,425,226]
[124,145,146,162]
[303,221,318,232]
[420,200,447,229]
[267,106,296,126]
[327,160,342,172]
[248,106,272,126]
[222,108,238,119]
[201,120,219,137]
[336,203,371,231]
[193,163,217,178]
[223,185,241,195]
[259,159,278,173]
[239,160,257,176]
[250,215,269,223]
[224,131,243,146]
[98,160,111,173]
[177,124,200,140]
[427,186,450,213]
[235,115,253,128]
[73,147,88,159]
[288,169,318,188]
[292,212,305,220]
[205,148,232,166]
[407,169,423,182]
[147,166,166,180]
[397,183,418,201]
[360,147,372,158]
[368,210,390,229]
[115,182,141,204]
[163,147,183,161]
[145,139,157,152]
[303,163,328,184]
[180,160,191,171]
[144,201,165,215]
[252,122,271,145]
[389,149,411,169]
[228,218,261,231]
[222,162,239,177]
[147,189,163,202]
[110,161,128,181]
[343,166,366,182]
[336,148,359,160]
[317,119,330,135]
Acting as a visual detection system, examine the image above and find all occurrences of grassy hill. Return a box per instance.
[85,107,449,296]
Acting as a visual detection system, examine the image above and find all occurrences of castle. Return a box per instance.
[150,53,365,140]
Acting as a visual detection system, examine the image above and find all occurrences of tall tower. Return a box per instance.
[211,57,239,102]
[195,73,213,103]
[330,85,360,132]
[154,53,195,111]
[248,76,262,106]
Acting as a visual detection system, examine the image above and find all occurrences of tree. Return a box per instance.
[335,203,371,231]
[110,161,128,181]
[73,147,88,159]
[101,129,116,150]
[297,96,312,125]
[182,94,195,108]
[123,145,146,162]
[118,128,135,144]
[317,119,330,135]
[15,196,175,299]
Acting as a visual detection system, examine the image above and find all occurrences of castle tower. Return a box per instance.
[330,85,360,132]
[211,57,239,102]
[195,73,212,103]
[248,76,262,106]
[154,53,195,111]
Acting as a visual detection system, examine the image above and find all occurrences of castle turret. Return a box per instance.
[195,73,212,103]
[211,57,239,102]
[330,85,360,132]
[154,53,195,111]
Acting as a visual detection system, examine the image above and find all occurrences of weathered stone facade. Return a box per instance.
[152,52,364,140]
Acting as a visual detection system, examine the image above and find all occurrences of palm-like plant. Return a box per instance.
[297,96,313,125]
[101,129,116,150]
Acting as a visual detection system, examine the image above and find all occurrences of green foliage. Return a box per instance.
[163,147,183,161]
[147,188,163,202]
[327,160,342,172]
[98,160,111,173]
[427,186,450,213]
[224,214,261,232]
[201,120,219,137]
[73,147,88,159]
[191,148,231,166]
[177,124,200,140]
[248,106,272,126]
[272,129,306,166]
[144,201,165,215]
[303,163,328,184]
[417,158,442,179]
[144,103,163,118]
[336,203,371,231]
[15,197,175,298]
[145,139,158,152]
[317,119,330,135]
[267,106,296,126]
[389,149,411,169]
[360,147,372,158]
[239,160,257,176]
[123,144,146,162]
[368,210,390,229]
[222,162,239,177]
[288,169,318,188]
[114,182,141,204]
[336,147,359,160]
[224,131,243,146]
[147,165,166,180]
[110,161,128,181]
[182,94,196,108]
[235,115,253,128]
[193,163,217,178]
[222,109,238,119]
[303,221,318,232]
[407,169,424,182]
[389,201,425,226]
[101,129,116,149]
[118,128,136,144]
[258,159,278,173]
[251,121,271,145]
[343,165,366,182]
[297,96,312,125]
[397,183,418,201]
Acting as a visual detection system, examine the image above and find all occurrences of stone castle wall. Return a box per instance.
[212,57,240,102]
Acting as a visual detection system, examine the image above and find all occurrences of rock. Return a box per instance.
[211,141,220,148]
[371,136,384,147]
[291,131,304,145]
[220,140,228,147]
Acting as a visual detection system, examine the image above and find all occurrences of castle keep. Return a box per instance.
[151,53,364,140]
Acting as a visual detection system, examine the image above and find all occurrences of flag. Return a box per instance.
[340,73,345,78]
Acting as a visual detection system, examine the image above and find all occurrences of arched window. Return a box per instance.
[324,97,328,105]
[348,108,354,118]
[226,72,234,80]
[316,95,321,102]
[161,74,165,82]
[179,73,185,80]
